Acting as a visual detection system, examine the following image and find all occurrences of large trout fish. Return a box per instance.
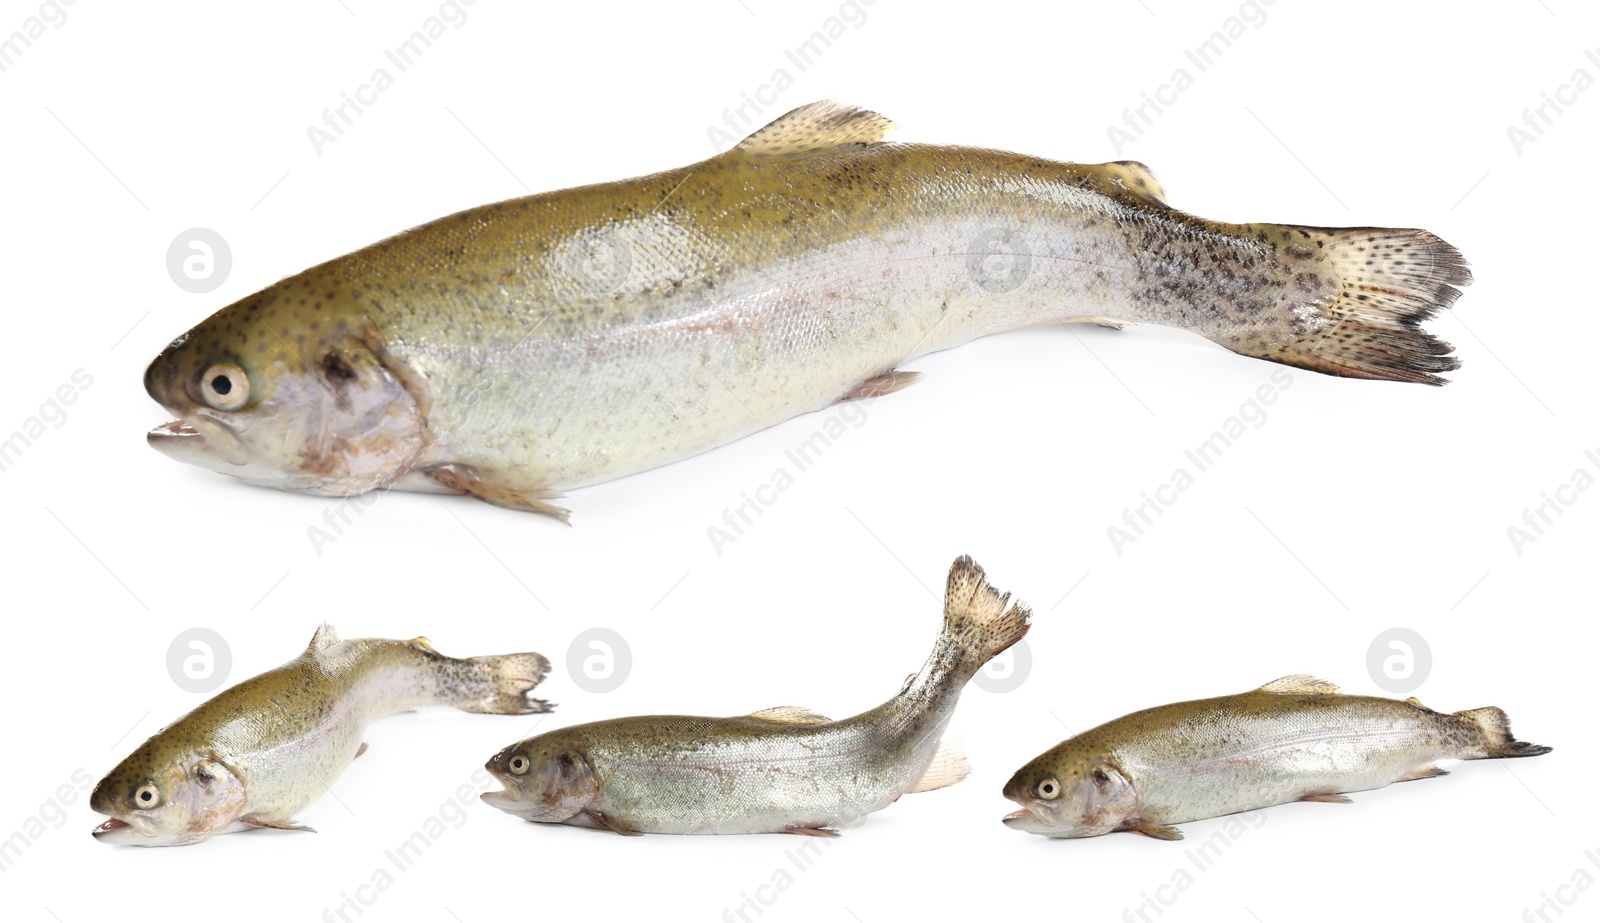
[90,625,552,846]
[479,556,1028,835]
[1002,675,1550,840]
[145,102,1472,519]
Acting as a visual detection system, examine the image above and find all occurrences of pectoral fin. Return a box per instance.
[425,464,570,522]
[584,810,643,837]
[240,815,316,833]
[1118,820,1183,841]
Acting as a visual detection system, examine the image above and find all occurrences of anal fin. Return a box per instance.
[426,464,570,522]
[1060,316,1127,330]
[1300,792,1353,804]
[908,738,970,794]
[1396,764,1449,783]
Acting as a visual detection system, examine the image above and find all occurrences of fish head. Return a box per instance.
[90,753,248,847]
[481,739,599,823]
[1001,749,1137,838]
[144,288,429,496]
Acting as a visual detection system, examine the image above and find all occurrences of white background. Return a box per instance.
[2,1,1593,921]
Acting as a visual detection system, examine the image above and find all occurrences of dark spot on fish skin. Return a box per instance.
[321,351,356,380]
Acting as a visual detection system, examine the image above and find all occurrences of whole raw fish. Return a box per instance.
[90,625,552,846]
[145,101,1471,518]
[479,556,1028,835]
[1002,675,1550,840]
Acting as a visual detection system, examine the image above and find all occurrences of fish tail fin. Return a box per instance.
[1216,226,1472,385]
[941,556,1031,676]
[449,651,555,715]
[1456,706,1552,759]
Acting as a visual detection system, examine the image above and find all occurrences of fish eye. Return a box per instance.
[1036,778,1061,800]
[199,363,249,411]
[508,755,530,775]
[134,783,161,808]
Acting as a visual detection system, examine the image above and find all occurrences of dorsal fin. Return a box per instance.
[747,705,831,725]
[409,636,437,653]
[307,623,340,652]
[1258,674,1342,695]
[1093,160,1168,206]
[731,101,896,159]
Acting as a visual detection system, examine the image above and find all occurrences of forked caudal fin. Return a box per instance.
[942,556,1032,675]
[1228,226,1472,385]
[1457,706,1553,759]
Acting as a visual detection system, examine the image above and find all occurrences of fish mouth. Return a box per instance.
[1001,805,1056,833]
[91,814,159,844]
[480,785,523,809]
[148,416,248,467]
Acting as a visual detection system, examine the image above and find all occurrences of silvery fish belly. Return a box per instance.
[143,102,1472,519]
[1002,676,1550,840]
[89,625,552,847]
[479,557,1029,836]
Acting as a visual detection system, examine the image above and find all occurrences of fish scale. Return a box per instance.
[143,101,1471,519]
[90,626,553,847]
[480,556,1028,836]
[1003,675,1551,840]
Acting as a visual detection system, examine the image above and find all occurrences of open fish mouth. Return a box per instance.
[1001,805,1055,831]
[91,814,159,842]
[147,417,248,467]
[480,786,523,809]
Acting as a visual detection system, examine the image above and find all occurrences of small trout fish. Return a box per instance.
[480,556,1028,836]
[91,625,552,846]
[1002,675,1550,840]
[144,101,1471,519]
